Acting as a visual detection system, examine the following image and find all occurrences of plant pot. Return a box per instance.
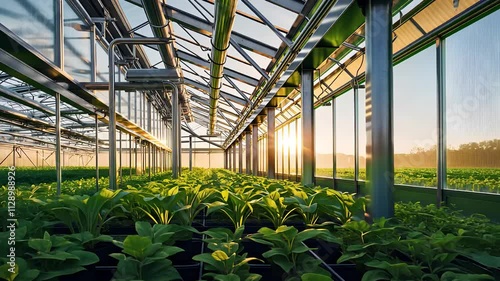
[59,265,97,281]
[93,242,122,266]
[95,266,116,281]
[249,263,286,281]
[241,240,270,260]
[327,264,362,281]
[50,223,72,235]
[175,263,201,281]
[304,239,342,264]
[173,239,203,265]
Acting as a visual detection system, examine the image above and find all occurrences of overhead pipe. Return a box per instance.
[141,0,193,123]
[208,0,239,134]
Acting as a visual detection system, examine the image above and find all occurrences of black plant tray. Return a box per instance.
[175,263,201,281]
[327,264,362,281]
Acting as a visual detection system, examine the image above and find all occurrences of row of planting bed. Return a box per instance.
[1,168,499,281]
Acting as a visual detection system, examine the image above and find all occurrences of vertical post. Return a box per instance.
[252,124,259,176]
[172,85,179,178]
[354,86,360,194]
[238,136,243,173]
[55,92,62,195]
[436,37,446,207]
[119,131,123,185]
[332,98,337,187]
[233,144,237,172]
[364,0,394,219]
[301,68,315,186]
[95,114,99,191]
[246,131,252,174]
[129,134,132,178]
[287,123,291,179]
[108,46,117,190]
[224,150,228,169]
[295,120,299,181]
[189,136,193,171]
[134,139,138,175]
[148,143,151,180]
[55,0,63,68]
[12,146,16,167]
[267,108,276,178]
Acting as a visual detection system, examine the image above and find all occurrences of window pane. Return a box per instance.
[64,1,91,81]
[445,10,500,194]
[1,0,56,61]
[315,103,333,177]
[335,93,354,179]
[358,86,367,180]
[393,46,437,187]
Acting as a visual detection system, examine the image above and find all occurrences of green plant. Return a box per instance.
[194,227,262,281]
[139,186,190,224]
[257,190,298,229]
[38,188,128,238]
[216,188,262,229]
[24,232,98,281]
[111,235,183,281]
[176,183,225,226]
[248,226,340,281]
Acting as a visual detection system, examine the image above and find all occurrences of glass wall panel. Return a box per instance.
[96,42,109,82]
[64,1,91,81]
[277,128,282,177]
[297,118,302,176]
[335,93,354,179]
[1,0,56,61]
[358,87,367,180]
[393,46,437,186]
[289,120,297,180]
[445,10,500,194]
[315,104,333,177]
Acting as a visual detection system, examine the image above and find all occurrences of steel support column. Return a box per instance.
[107,37,171,189]
[238,136,243,174]
[95,114,99,191]
[436,37,446,207]
[233,143,237,172]
[189,136,193,171]
[252,124,259,176]
[55,92,61,195]
[267,108,276,179]
[246,131,251,174]
[301,69,315,186]
[364,0,394,219]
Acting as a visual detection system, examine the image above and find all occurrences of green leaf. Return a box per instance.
[301,273,333,281]
[135,221,154,237]
[37,266,86,281]
[214,273,241,281]
[122,235,153,260]
[460,251,500,268]
[28,238,52,253]
[70,250,99,266]
[271,255,294,273]
[440,272,494,281]
[337,252,366,264]
[212,250,230,261]
[361,270,391,281]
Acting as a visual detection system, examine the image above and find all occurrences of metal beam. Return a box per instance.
[264,0,304,14]
[177,50,259,87]
[267,107,276,179]
[436,37,446,206]
[238,135,243,173]
[364,0,394,219]
[252,124,259,176]
[184,77,248,106]
[246,131,251,174]
[163,4,277,58]
[0,85,55,116]
[301,69,315,186]
[55,92,61,195]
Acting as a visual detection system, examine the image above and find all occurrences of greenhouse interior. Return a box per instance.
[0,0,499,280]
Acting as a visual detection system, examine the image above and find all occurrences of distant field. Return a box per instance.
[315,168,500,193]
